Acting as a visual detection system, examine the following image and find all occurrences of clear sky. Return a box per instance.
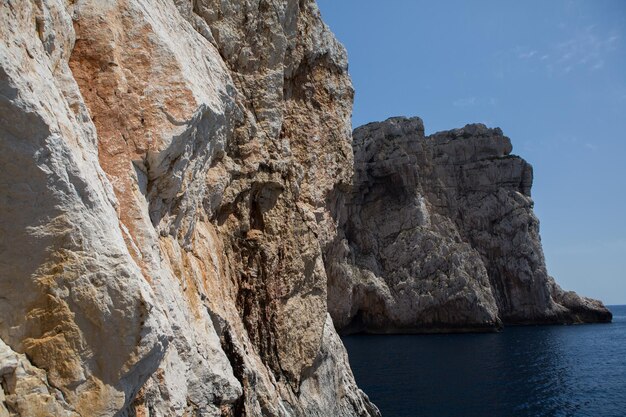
[317,0,626,305]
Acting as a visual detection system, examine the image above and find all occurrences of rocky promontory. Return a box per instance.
[326,117,611,333]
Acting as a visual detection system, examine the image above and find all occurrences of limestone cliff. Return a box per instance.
[0,0,378,415]
[0,0,613,414]
[327,117,611,333]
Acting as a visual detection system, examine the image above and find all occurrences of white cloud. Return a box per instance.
[592,60,604,70]
[452,97,498,107]
[551,29,619,73]
[508,28,620,76]
[452,97,477,107]
[518,50,538,59]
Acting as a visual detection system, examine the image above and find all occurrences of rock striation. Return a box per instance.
[326,117,612,333]
[1,0,378,415]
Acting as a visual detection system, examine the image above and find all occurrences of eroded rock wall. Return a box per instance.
[327,117,611,333]
[0,0,378,415]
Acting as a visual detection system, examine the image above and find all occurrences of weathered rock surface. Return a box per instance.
[0,0,377,415]
[327,117,612,333]
[0,0,612,413]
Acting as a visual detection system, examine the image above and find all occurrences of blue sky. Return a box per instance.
[317,0,626,305]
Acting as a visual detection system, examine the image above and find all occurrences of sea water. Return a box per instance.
[343,305,626,417]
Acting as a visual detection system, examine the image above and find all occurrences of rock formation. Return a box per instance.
[0,0,612,414]
[0,0,378,415]
[326,117,612,333]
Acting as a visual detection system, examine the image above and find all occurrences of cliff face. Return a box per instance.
[0,1,378,416]
[0,0,613,414]
[327,117,611,333]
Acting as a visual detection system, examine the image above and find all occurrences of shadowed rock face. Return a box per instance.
[0,0,378,415]
[326,117,611,333]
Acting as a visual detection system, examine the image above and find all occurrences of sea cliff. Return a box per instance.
[0,1,610,416]
[326,117,611,333]
[0,0,377,415]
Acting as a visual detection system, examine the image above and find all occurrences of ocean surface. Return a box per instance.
[343,305,626,417]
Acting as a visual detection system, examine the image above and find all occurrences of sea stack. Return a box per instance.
[326,117,612,333]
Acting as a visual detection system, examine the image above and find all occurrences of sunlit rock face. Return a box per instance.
[1,0,612,412]
[0,0,379,415]
[327,116,612,333]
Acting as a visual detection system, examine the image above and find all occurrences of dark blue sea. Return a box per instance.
[343,305,626,417]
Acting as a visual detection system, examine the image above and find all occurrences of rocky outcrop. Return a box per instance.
[0,0,378,415]
[327,117,612,333]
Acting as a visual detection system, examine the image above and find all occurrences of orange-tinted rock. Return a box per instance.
[0,0,378,415]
